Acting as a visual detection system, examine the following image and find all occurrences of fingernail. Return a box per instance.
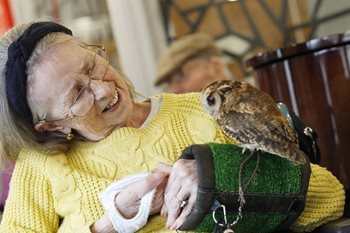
[166,220,174,229]
[173,219,180,229]
[171,223,179,231]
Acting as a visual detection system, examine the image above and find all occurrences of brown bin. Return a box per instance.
[246,33,350,187]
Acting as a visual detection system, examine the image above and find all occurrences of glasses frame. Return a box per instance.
[38,44,109,124]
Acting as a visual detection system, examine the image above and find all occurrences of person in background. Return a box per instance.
[155,33,235,94]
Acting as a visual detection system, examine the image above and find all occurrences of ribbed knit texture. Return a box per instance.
[0,93,234,233]
[290,164,345,232]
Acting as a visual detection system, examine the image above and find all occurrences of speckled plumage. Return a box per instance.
[201,80,306,165]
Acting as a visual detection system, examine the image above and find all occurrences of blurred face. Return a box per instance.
[166,57,226,94]
[28,38,147,141]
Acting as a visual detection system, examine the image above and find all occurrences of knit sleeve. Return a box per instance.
[290,163,345,232]
[0,150,59,232]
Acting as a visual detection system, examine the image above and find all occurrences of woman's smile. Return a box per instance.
[103,88,120,113]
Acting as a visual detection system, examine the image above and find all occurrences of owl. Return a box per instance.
[201,80,306,165]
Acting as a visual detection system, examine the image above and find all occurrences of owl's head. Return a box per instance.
[201,80,234,119]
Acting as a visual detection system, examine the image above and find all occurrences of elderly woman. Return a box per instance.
[0,21,235,232]
[0,21,346,233]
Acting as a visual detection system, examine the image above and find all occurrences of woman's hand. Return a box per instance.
[90,213,116,233]
[158,160,198,230]
[115,170,169,218]
[90,170,169,233]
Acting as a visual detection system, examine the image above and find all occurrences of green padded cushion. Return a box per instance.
[193,143,303,233]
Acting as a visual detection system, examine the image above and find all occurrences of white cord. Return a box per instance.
[99,173,156,233]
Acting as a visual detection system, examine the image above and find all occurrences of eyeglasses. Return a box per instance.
[39,44,109,123]
[69,45,109,117]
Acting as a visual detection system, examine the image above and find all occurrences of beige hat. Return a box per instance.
[155,33,222,86]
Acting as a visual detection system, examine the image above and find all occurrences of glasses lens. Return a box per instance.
[97,47,106,58]
[70,89,95,117]
[90,47,109,80]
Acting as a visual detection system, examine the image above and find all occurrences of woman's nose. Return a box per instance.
[89,79,112,101]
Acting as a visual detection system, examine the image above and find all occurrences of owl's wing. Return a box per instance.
[218,109,297,151]
[223,90,298,144]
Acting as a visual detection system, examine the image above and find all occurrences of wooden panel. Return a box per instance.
[287,52,341,181]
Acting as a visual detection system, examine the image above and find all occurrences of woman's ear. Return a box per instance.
[34,121,72,134]
[209,57,225,76]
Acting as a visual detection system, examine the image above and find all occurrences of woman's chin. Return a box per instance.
[79,129,111,142]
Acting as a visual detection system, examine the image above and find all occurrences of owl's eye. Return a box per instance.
[207,95,216,106]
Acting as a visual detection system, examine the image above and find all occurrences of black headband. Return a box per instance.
[5,21,72,125]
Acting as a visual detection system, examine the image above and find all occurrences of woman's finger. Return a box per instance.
[160,202,168,217]
[168,184,191,222]
[163,175,181,226]
[165,194,182,229]
[160,163,178,217]
[167,183,196,230]
[156,162,172,174]
[130,171,167,197]
[172,181,192,204]
[149,175,168,216]
[170,189,197,230]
